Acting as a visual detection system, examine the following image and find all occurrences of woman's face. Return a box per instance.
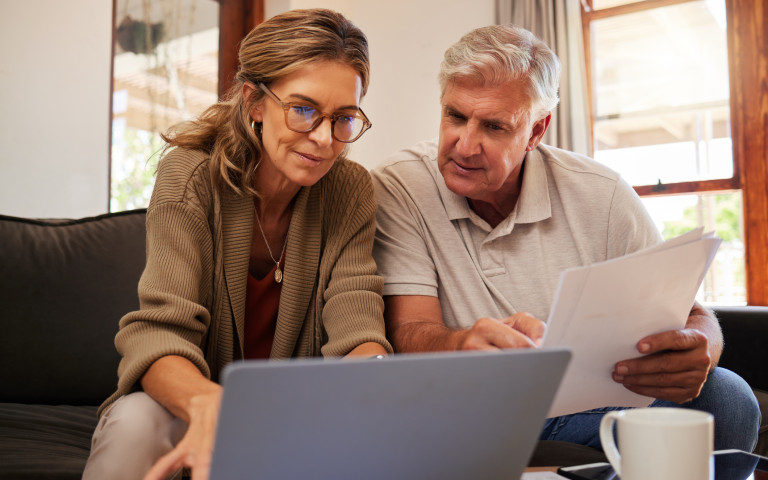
[250,61,364,193]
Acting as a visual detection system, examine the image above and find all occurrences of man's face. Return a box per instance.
[437,77,548,210]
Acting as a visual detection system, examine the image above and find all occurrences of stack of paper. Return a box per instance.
[543,228,721,418]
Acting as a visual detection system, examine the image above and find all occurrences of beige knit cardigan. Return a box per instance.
[101,148,391,413]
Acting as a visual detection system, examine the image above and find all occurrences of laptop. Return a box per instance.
[209,348,571,480]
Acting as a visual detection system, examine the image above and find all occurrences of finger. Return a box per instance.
[462,318,538,350]
[621,376,705,404]
[144,449,184,480]
[616,348,711,377]
[190,458,211,480]
[188,442,213,480]
[460,326,505,350]
[494,328,539,349]
[477,317,539,349]
[613,368,707,390]
[637,328,707,355]
[504,312,547,346]
[613,361,708,405]
[621,383,699,404]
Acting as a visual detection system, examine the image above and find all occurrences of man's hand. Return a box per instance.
[613,328,711,404]
[385,295,546,353]
[143,389,222,480]
[457,312,546,350]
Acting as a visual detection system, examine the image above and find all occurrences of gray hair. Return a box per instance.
[439,25,561,119]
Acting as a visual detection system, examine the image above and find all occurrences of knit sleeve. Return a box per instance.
[318,161,393,356]
[109,150,217,404]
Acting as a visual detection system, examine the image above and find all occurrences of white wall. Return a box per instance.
[0,0,492,218]
[267,0,496,170]
[0,1,113,218]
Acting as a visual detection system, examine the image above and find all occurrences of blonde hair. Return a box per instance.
[439,25,560,120]
[161,8,370,196]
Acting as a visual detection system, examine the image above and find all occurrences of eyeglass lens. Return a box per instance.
[286,105,366,142]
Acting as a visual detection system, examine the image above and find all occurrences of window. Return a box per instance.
[110,0,220,212]
[582,0,768,305]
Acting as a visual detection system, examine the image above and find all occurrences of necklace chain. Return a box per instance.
[254,209,288,284]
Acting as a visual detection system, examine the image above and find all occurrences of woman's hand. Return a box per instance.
[141,356,223,480]
[143,389,222,480]
[344,341,389,358]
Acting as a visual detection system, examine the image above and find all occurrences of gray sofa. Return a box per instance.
[0,210,146,479]
[0,209,765,478]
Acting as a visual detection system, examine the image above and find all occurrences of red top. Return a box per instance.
[243,261,282,359]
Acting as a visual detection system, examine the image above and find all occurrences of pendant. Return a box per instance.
[274,265,283,283]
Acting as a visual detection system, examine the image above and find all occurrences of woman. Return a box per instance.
[83,9,391,480]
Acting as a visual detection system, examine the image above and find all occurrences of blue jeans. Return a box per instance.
[539,367,761,452]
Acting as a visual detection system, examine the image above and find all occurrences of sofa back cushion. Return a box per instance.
[714,305,768,392]
[0,210,146,405]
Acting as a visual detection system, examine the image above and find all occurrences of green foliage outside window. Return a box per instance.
[661,193,745,304]
[110,127,163,212]
[662,194,741,242]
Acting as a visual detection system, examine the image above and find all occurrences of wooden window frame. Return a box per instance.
[217,0,264,99]
[581,0,768,305]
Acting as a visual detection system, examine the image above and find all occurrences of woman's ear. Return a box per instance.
[242,82,263,123]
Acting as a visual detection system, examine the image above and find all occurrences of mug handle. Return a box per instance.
[599,411,623,477]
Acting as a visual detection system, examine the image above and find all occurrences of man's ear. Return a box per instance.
[242,82,263,123]
[526,113,551,151]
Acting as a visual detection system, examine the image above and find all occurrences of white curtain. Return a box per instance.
[497,0,591,156]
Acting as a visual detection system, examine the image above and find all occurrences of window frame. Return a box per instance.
[580,0,768,305]
[217,0,264,99]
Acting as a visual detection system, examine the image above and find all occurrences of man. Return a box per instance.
[371,24,759,451]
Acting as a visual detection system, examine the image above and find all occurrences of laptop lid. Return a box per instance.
[210,348,571,480]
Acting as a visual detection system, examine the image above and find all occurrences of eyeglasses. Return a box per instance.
[258,83,372,143]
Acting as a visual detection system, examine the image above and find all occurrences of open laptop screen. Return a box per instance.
[210,348,571,480]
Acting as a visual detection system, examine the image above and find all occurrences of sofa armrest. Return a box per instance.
[713,306,768,393]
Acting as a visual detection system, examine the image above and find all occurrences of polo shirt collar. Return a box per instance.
[436,172,471,222]
[437,147,552,229]
[514,147,552,224]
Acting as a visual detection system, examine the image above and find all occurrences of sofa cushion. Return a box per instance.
[0,210,147,405]
[0,404,97,479]
[713,306,768,456]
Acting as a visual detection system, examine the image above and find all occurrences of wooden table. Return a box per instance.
[525,466,559,473]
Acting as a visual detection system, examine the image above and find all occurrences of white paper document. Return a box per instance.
[543,228,721,417]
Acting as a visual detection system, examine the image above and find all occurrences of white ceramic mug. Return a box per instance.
[599,407,713,480]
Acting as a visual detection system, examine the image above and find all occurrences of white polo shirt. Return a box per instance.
[372,140,661,328]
